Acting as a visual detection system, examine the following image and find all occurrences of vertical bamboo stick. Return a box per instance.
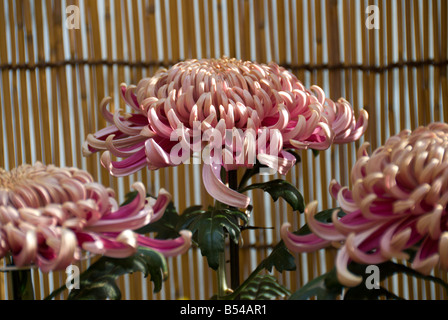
[0,262,6,300]
[9,0,24,169]
[240,0,251,61]
[441,0,448,124]
[360,0,371,147]
[87,0,108,183]
[208,0,216,58]
[378,0,386,145]
[405,0,416,131]
[287,0,296,67]
[254,0,266,63]
[324,0,342,278]
[397,0,406,132]
[368,0,377,149]
[276,0,286,64]
[159,0,170,66]
[131,0,144,81]
[53,0,73,167]
[73,0,97,182]
[82,0,97,179]
[170,0,180,62]
[0,0,16,169]
[66,0,82,171]
[197,0,207,59]
[422,0,430,125]
[342,0,354,193]
[349,0,361,157]
[302,0,315,289]
[385,0,398,296]
[412,0,425,127]
[217,0,224,57]
[295,0,305,81]
[23,0,42,163]
[386,0,396,136]
[122,0,140,300]
[267,0,276,62]
[182,0,197,59]
[227,0,236,58]
[290,0,306,293]
[147,0,159,62]
[440,0,448,300]
[312,0,326,281]
[142,0,159,299]
[16,0,33,165]
[432,0,441,123]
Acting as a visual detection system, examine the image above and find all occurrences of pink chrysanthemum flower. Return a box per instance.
[0,162,191,272]
[84,57,368,208]
[281,122,448,286]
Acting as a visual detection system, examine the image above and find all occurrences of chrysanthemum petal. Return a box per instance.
[202,163,250,208]
[137,230,192,257]
[37,228,78,272]
[280,222,331,253]
[335,246,363,287]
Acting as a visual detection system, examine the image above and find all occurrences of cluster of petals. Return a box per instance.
[84,57,368,209]
[281,122,448,286]
[0,162,191,272]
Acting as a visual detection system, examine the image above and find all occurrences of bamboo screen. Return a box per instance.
[0,0,447,300]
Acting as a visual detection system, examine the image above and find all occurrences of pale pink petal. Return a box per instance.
[149,188,172,223]
[136,230,192,257]
[335,245,363,287]
[281,222,331,253]
[145,139,175,169]
[202,163,250,208]
[37,228,78,272]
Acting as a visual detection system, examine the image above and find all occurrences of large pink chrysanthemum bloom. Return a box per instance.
[281,122,448,286]
[84,57,368,209]
[0,162,191,272]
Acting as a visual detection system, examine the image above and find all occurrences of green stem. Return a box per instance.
[226,263,264,300]
[45,283,68,300]
[237,164,260,191]
[7,255,34,300]
[227,170,240,290]
[217,252,229,298]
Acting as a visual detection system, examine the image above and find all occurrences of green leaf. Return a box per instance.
[224,239,297,300]
[176,206,206,232]
[120,190,154,207]
[238,154,301,191]
[181,205,204,216]
[237,162,264,190]
[135,203,208,243]
[240,179,305,212]
[189,209,242,270]
[46,247,168,300]
[287,255,448,301]
[239,275,290,300]
[135,202,181,239]
[344,285,404,300]
[120,190,140,206]
[138,247,169,292]
[344,261,448,299]
[68,276,122,300]
[312,149,320,157]
[260,241,296,273]
[289,268,342,300]
[222,208,249,226]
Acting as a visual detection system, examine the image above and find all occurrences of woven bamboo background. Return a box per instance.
[0,0,447,300]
